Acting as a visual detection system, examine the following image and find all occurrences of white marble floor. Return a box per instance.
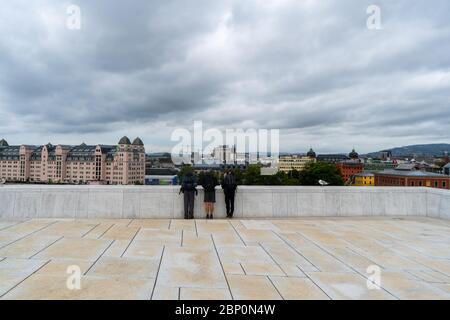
[0,217,449,300]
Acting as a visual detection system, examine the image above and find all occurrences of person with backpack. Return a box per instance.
[222,169,237,218]
[179,171,198,219]
[200,170,219,219]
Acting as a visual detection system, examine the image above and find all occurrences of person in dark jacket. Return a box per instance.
[200,171,219,219]
[179,172,197,219]
[222,170,237,218]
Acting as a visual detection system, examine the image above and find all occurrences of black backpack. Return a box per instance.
[224,174,237,190]
[182,175,196,191]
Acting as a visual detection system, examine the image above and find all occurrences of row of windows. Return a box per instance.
[409,180,447,188]
[377,177,448,189]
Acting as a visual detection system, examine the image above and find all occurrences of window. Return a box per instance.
[434,181,438,188]
[418,181,423,186]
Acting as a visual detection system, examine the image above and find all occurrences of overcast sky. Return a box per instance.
[0,0,449,153]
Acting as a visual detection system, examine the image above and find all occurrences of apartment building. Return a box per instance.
[0,136,145,185]
[278,149,317,173]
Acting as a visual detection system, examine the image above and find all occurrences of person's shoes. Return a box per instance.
[206,214,210,219]
[210,215,214,219]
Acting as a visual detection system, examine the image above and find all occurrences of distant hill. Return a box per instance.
[367,144,450,157]
[147,152,171,157]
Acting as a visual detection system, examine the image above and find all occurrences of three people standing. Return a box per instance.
[180,169,237,219]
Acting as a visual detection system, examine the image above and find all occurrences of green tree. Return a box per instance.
[233,168,244,184]
[299,162,344,186]
[242,165,262,185]
[177,165,195,183]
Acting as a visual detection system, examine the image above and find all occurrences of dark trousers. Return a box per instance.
[224,190,235,217]
[183,191,195,219]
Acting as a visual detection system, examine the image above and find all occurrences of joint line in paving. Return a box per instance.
[295,231,400,300]
[181,229,184,247]
[229,220,247,246]
[0,220,59,250]
[194,219,198,237]
[0,259,51,299]
[258,242,288,276]
[81,223,100,238]
[0,219,30,232]
[211,234,234,300]
[239,262,246,275]
[28,235,64,259]
[344,245,383,268]
[273,231,322,272]
[267,276,284,300]
[408,258,450,280]
[150,245,166,300]
[120,227,141,258]
[302,269,333,300]
[97,223,115,239]
[83,239,115,276]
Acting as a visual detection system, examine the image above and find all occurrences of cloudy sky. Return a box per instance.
[0,0,449,153]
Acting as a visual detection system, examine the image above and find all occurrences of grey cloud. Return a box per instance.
[0,0,449,152]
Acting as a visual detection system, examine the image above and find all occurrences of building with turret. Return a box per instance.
[0,136,145,185]
[278,148,317,173]
[335,149,364,183]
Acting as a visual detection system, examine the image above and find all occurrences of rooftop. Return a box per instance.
[146,168,179,176]
[355,172,374,177]
[0,137,143,161]
[0,217,449,300]
[375,169,449,178]
[118,136,131,145]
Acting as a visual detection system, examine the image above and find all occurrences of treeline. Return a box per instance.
[178,162,344,186]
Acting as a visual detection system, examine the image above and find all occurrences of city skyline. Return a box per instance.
[1,1,450,153]
[1,136,449,156]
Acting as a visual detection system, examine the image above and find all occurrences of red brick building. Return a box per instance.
[314,149,363,183]
[374,169,449,189]
[336,161,364,183]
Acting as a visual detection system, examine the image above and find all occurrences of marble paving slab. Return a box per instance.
[1,217,449,300]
